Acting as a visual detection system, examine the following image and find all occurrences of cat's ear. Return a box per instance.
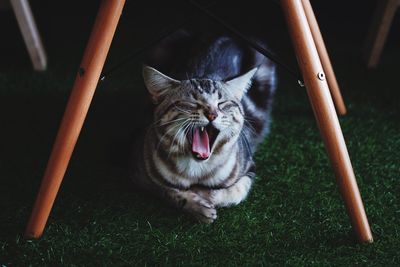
[142,65,181,103]
[225,67,258,100]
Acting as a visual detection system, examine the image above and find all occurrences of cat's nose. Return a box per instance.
[205,110,218,121]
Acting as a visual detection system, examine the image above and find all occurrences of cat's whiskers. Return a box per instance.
[149,117,184,131]
[168,120,190,158]
[177,120,193,153]
[176,121,188,153]
[243,116,258,123]
[243,119,258,136]
[156,121,186,151]
[239,130,253,156]
[188,122,195,143]
[158,117,187,127]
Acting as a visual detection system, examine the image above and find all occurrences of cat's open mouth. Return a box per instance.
[189,124,220,160]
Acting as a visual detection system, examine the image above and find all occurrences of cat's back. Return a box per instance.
[144,29,263,80]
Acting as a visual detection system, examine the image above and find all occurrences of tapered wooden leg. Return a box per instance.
[363,0,399,68]
[25,0,126,239]
[10,0,47,71]
[301,0,346,115]
[281,0,373,243]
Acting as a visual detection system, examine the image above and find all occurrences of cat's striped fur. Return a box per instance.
[131,30,276,223]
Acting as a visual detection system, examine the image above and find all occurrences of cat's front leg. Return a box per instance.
[193,174,254,208]
[164,188,217,223]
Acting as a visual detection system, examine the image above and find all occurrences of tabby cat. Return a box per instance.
[131,30,277,223]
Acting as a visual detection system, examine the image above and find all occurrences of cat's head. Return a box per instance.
[143,65,257,161]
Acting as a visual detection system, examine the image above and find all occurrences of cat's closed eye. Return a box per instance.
[218,100,238,111]
[169,101,198,112]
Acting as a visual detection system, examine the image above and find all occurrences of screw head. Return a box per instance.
[317,72,325,81]
[78,67,85,77]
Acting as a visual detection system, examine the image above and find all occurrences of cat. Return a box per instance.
[130,29,277,223]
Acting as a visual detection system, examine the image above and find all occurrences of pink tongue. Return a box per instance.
[192,128,210,159]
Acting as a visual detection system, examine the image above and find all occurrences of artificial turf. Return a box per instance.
[1,0,400,266]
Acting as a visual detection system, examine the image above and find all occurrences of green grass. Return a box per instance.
[1,22,400,267]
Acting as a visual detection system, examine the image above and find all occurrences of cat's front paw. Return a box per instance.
[191,186,216,205]
[183,192,217,223]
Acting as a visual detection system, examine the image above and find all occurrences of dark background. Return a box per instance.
[1,0,398,74]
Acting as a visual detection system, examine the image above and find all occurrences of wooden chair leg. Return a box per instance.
[301,0,346,116]
[25,0,126,239]
[281,0,373,243]
[10,0,47,71]
[363,0,400,68]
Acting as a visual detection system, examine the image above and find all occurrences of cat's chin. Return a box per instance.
[191,153,210,162]
[191,150,214,162]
